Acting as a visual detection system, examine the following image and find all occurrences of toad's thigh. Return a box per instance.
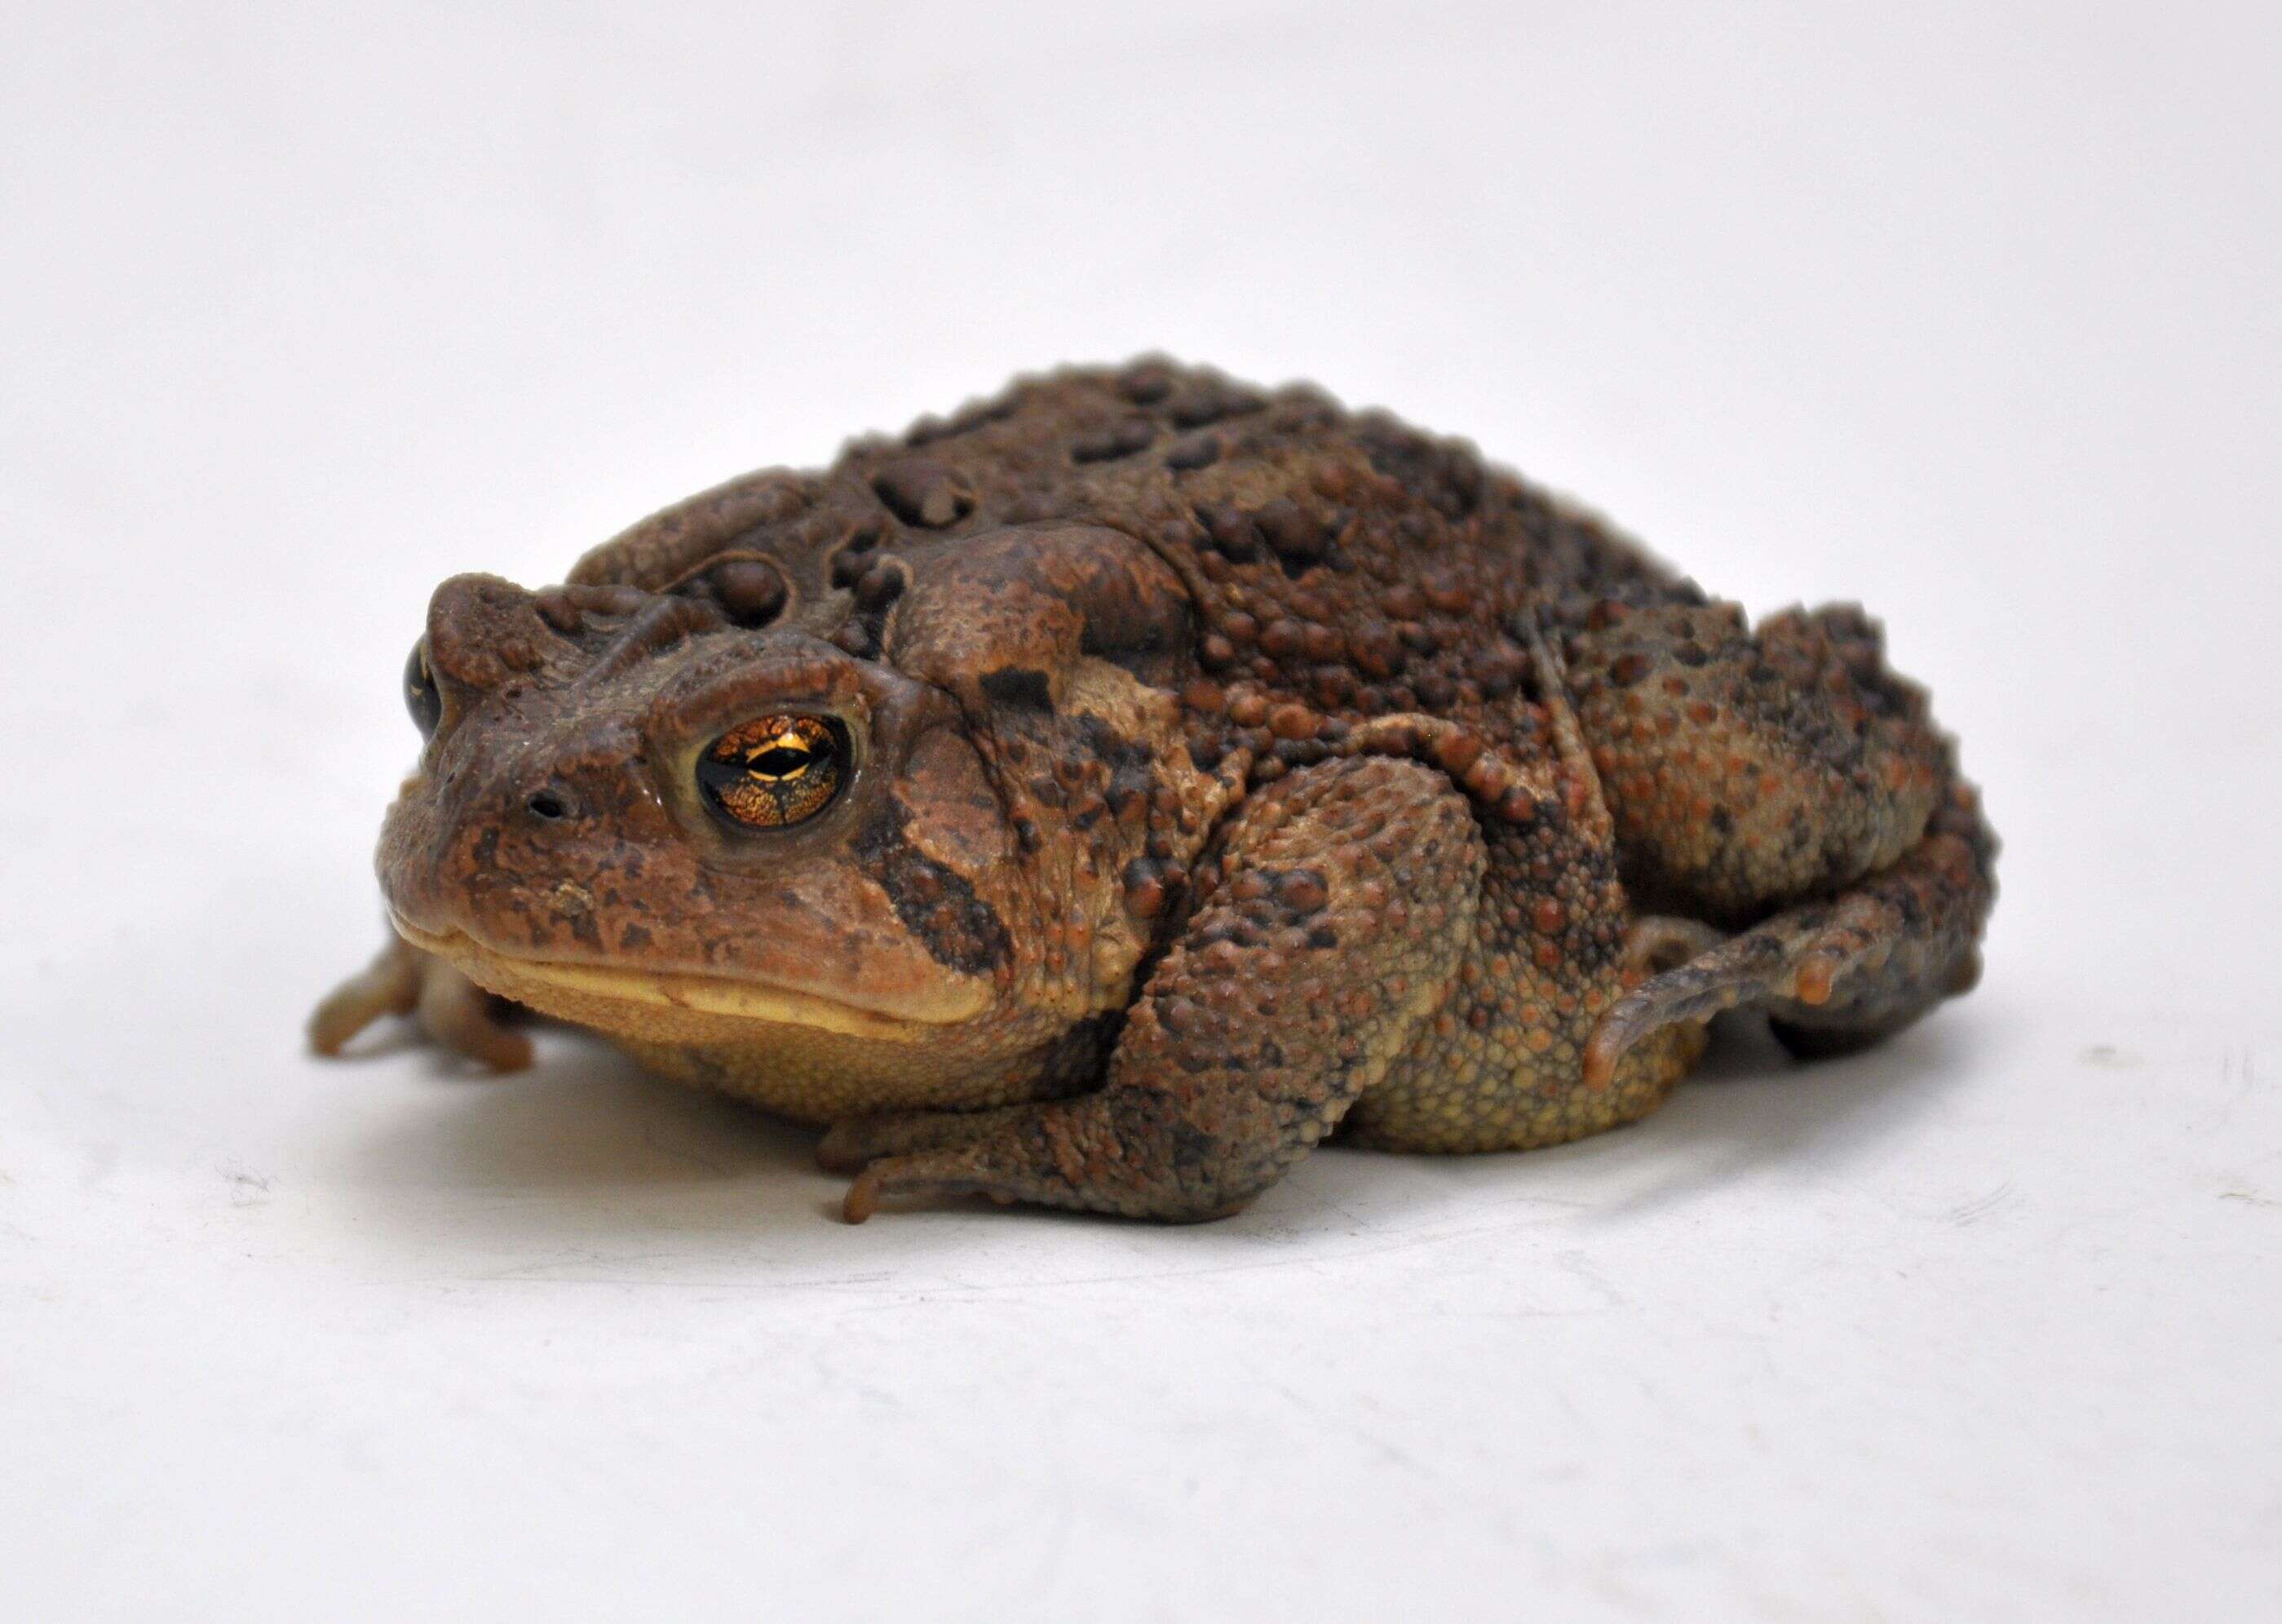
[1342,813,1705,1154]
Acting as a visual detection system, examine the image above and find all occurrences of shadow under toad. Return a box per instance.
[1433,1002,2003,1223]
[331,1024,855,1236]
[331,992,2001,1258]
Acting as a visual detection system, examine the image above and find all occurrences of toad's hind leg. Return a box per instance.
[1564,599,1998,1077]
[824,756,1483,1222]
[1585,785,1997,1081]
[1341,613,1718,1155]
[1338,789,1709,1154]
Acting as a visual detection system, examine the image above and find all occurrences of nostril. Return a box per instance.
[526,789,569,822]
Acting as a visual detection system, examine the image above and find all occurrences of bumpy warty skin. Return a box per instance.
[312,358,1997,1223]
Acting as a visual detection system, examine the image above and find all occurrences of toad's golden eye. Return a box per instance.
[697,714,848,830]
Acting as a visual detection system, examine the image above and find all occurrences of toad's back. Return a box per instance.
[570,359,1695,761]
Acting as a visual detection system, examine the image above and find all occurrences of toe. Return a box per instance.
[841,1167,883,1224]
[839,1151,1002,1223]
[816,1104,1030,1175]
[814,1123,875,1175]
[417,965,533,1070]
[307,942,420,1055]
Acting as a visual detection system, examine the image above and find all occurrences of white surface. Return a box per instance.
[4,3,2278,1618]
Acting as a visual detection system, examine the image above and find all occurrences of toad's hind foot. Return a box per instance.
[1584,785,1997,1086]
[308,931,533,1072]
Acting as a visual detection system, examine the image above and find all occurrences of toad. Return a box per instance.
[312,361,1997,1222]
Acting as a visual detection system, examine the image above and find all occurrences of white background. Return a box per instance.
[4,3,2277,1618]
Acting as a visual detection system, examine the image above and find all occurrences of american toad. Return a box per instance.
[312,361,1997,1222]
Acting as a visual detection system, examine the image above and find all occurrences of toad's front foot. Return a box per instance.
[307,931,533,1071]
[824,1100,1258,1225]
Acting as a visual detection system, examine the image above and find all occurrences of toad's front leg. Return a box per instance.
[825,757,1483,1222]
[308,929,533,1071]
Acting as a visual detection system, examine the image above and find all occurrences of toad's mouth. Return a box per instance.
[389,916,985,1042]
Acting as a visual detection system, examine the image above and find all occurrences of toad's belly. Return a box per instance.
[611,1019,1076,1126]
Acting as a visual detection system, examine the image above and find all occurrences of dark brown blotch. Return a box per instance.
[854,798,1011,977]
[1197,502,1263,562]
[1164,435,1220,472]
[1072,418,1157,464]
[979,667,1054,710]
[1254,498,1325,566]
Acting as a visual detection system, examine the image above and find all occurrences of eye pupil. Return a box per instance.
[745,746,812,777]
[700,715,847,830]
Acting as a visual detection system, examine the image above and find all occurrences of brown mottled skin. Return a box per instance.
[311,360,1997,1222]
